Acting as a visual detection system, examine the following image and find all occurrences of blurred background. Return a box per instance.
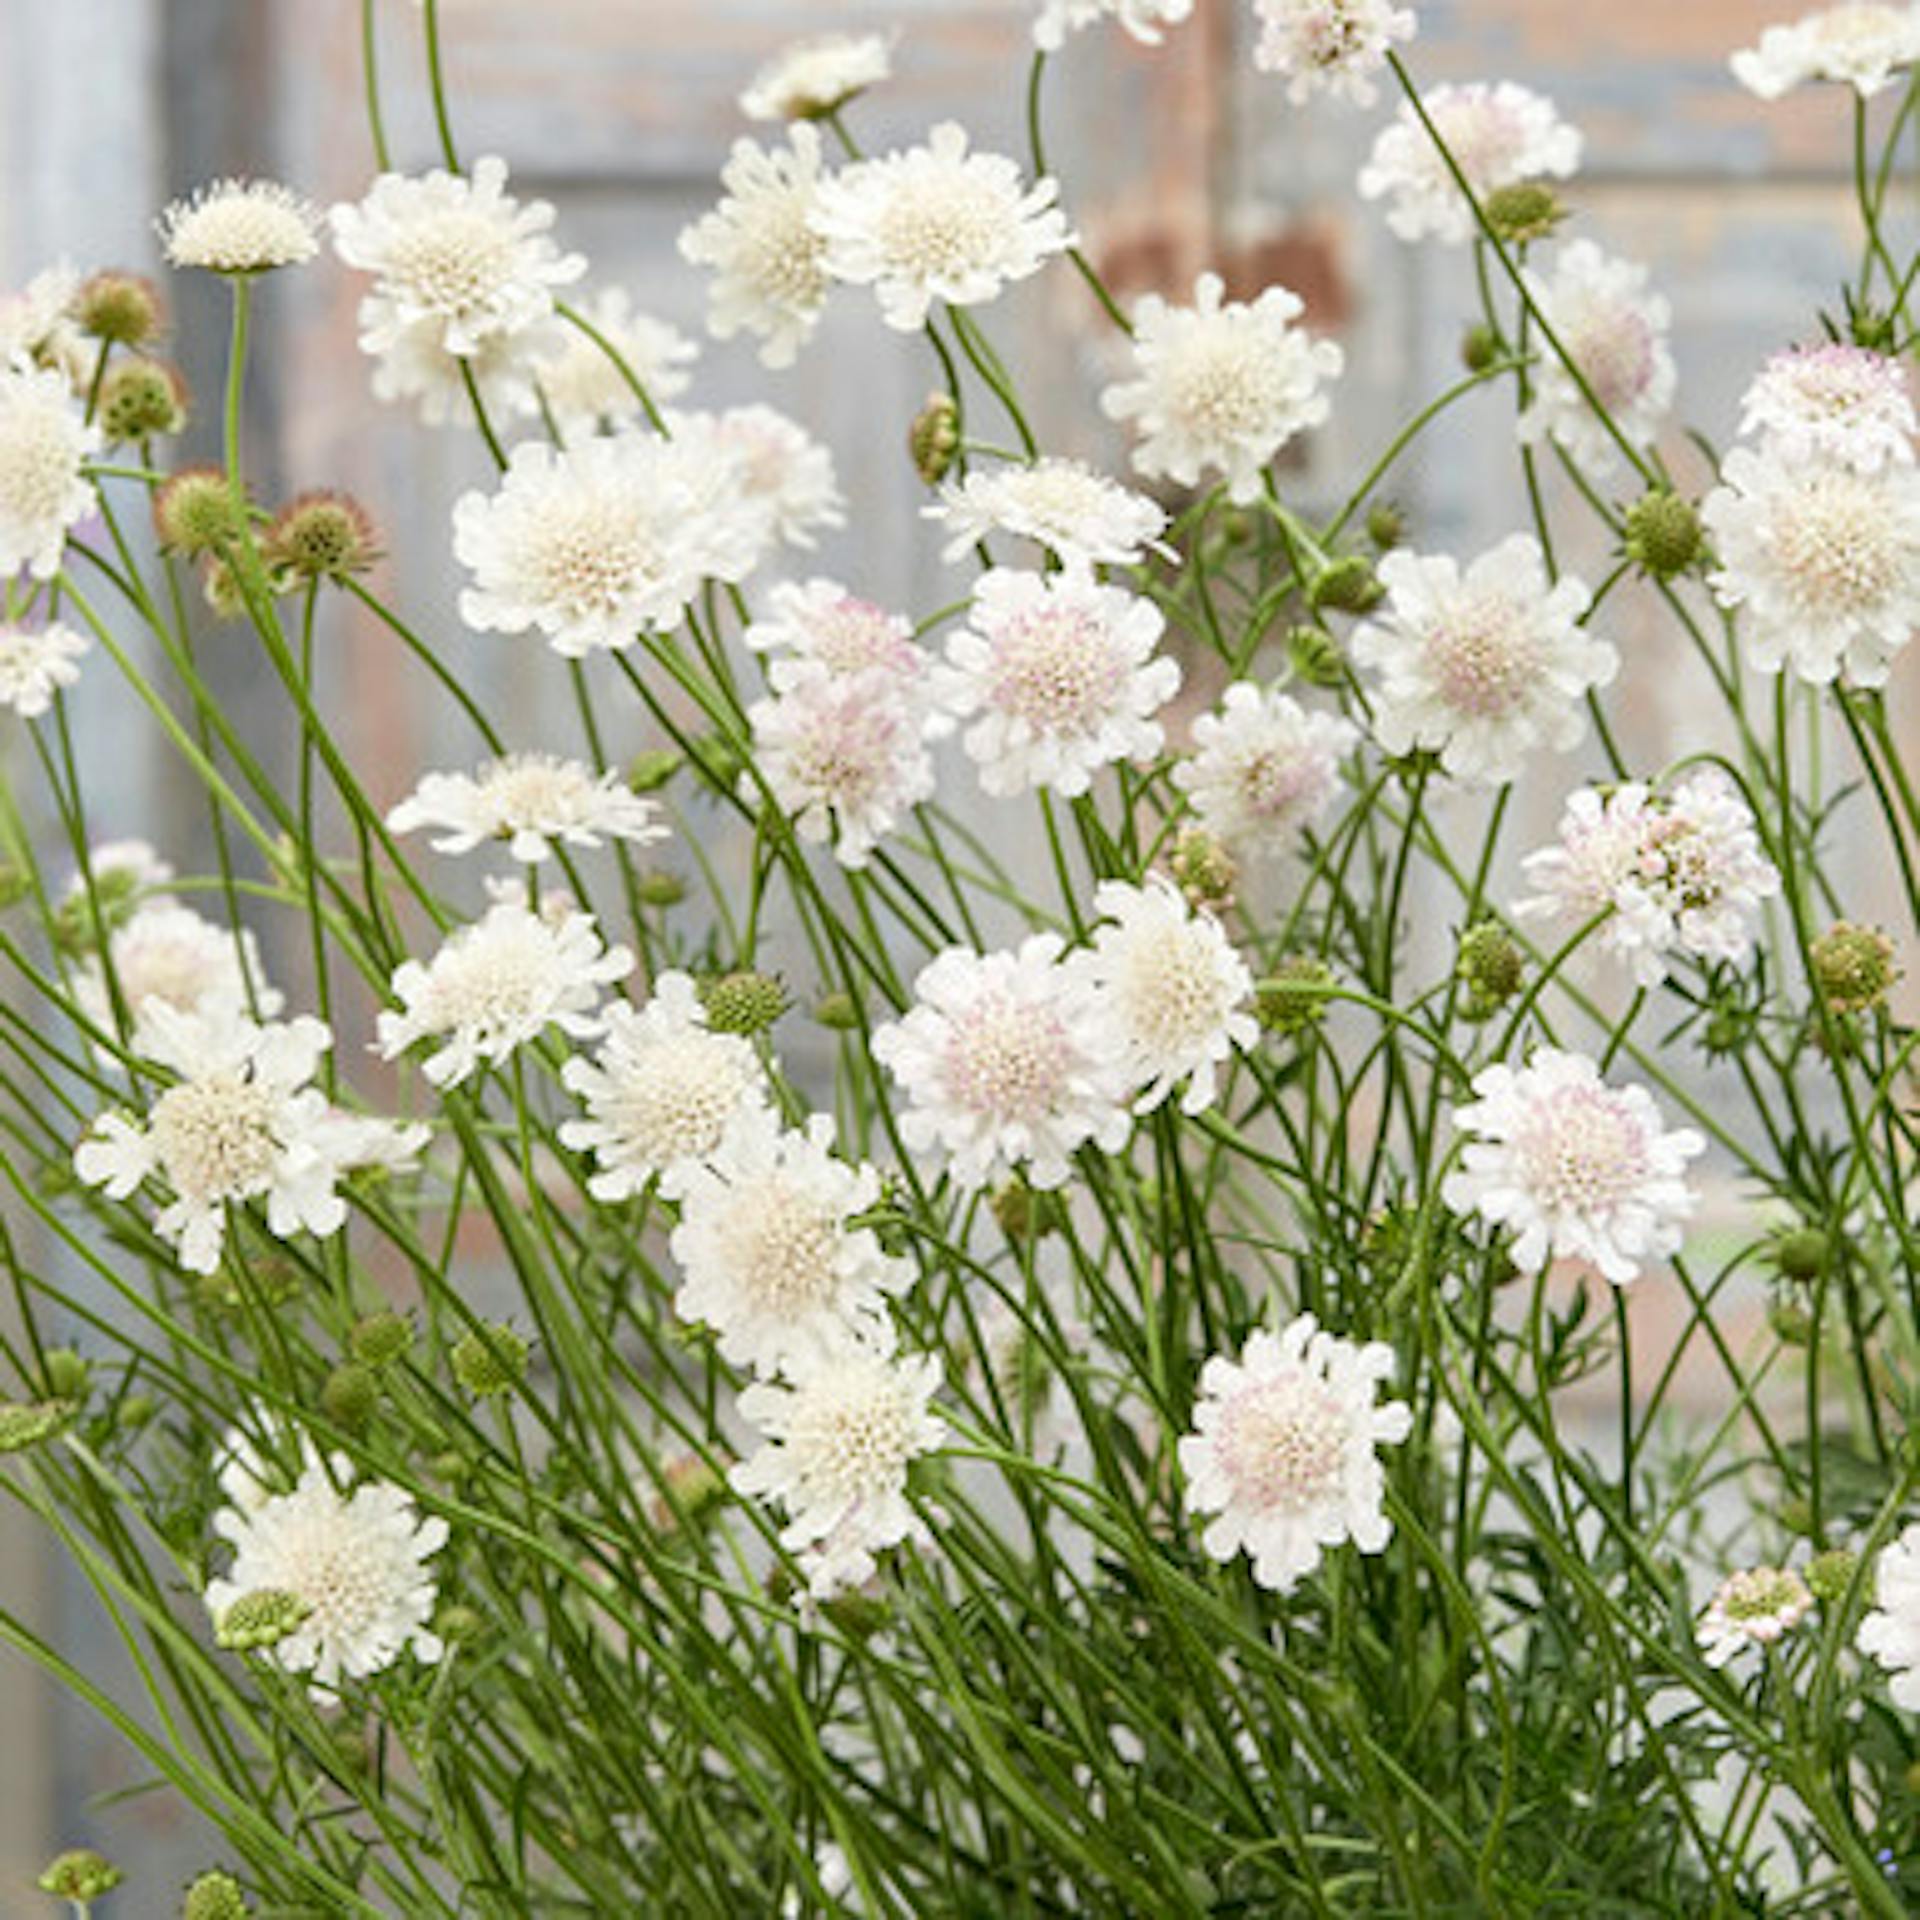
[0,0,1887,1903]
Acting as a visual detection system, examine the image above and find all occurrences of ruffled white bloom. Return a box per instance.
[936,566,1180,797]
[1073,876,1256,1114]
[204,1455,447,1686]
[0,363,100,579]
[1251,0,1418,102]
[560,971,769,1201]
[0,620,87,718]
[537,289,698,433]
[1739,343,1915,473]
[678,126,833,370]
[746,578,924,692]
[872,935,1134,1191]
[74,900,281,1047]
[1861,1523,1920,1708]
[0,264,87,386]
[1442,1047,1705,1286]
[749,663,936,869]
[1519,242,1675,475]
[1696,1567,1814,1668]
[733,1343,945,1587]
[1732,3,1920,99]
[1516,772,1781,986]
[1101,272,1343,503]
[1179,1314,1412,1594]
[1172,682,1358,859]
[364,313,564,429]
[671,1109,910,1375]
[386,754,667,865]
[1359,82,1582,246]
[811,122,1074,333]
[63,840,173,903]
[926,458,1171,567]
[74,1006,422,1275]
[454,433,763,657]
[1351,536,1615,786]
[1034,0,1194,51]
[329,156,585,370]
[159,178,321,274]
[1702,446,1920,686]
[741,32,892,122]
[668,404,845,553]
[377,899,631,1089]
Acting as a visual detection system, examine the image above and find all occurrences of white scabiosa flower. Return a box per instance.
[1251,0,1418,102]
[560,971,769,1201]
[811,122,1074,333]
[538,289,698,433]
[745,578,925,692]
[669,404,846,554]
[740,32,893,122]
[1034,0,1194,51]
[1516,772,1781,986]
[1519,242,1675,476]
[366,312,564,429]
[936,566,1181,797]
[73,1006,417,1276]
[1172,682,1358,860]
[386,754,668,865]
[1073,876,1257,1114]
[1696,1566,1814,1668]
[1101,272,1343,503]
[749,663,936,870]
[1442,1047,1706,1286]
[0,620,87,718]
[925,458,1172,567]
[1350,536,1616,786]
[1732,3,1920,99]
[872,935,1134,1191]
[377,899,631,1089]
[0,363,100,579]
[74,900,281,1048]
[1359,82,1582,246]
[1861,1523,1920,1708]
[1701,446,1920,686]
[204,1454,447,1686]
[678,127,833,370]
[63,839,174,904]
[1740,342,1916,474]
[671,1109,910,1375]
[158,178,322,274]
[0,264,87,387]
[1178,1314,1412,1594]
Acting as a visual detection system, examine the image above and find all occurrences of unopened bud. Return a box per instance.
[909,391,961,486]
[153,467,245,556]
[1810,921,1899,1014]
[626,747,683,794]
[182,1868,250,1920]
[1256,956,1337,1035]
[1168,825,1236,914]
[1483,181,1568,246]
[1456,921,1525,1021]
[320,1362,379,1433]
[42,1348,90,1401]
[1308,555,1383,615]
[990,1177,1066,1248]
[451,1323,530,1397]
[1806,1548,1862,1606]
[350,1311,413,1369]
[0,1399,75,1453]
[813,991,861,1031]
[1286,624,1345,687]
[1772,1225,1831,1285]
[1365,501,1407,551]
[1462,323,1502,373]
[75,270,165,347]
[1623,489,1704,580]
[634,869,686,909]
[697,970,788,1036]
[37,1848,123,1902]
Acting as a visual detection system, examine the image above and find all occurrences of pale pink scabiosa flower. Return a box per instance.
[1252,0,1418,103]
[1516,772,1781,987]
[745,578,924,693]
[811,122,1074,333]
[0,620,87,718]
[1519,242,1676,476]
[1701,446,1920,686]
[1442,1047,1706,1286]
[671,1109,911,1376]
[926,457,1172,568]
[732,1343,946,1593]
[0,362,100,579]
[1359,82,1582,246]
[74,900,282,1048]
[1034,0,1194,52]
[204,1454,447,1687]
[1172,682,1359,861]
[159,178,322,274]
[740,32,893,122]
[74,1005,422,1276]
[1861,1523,1920,1708]
[1073,876,1257,1115]
[749,662,936,870]
[1179,1314,1412,1594]
[377,899,631,1089]
[678,126,833,371]
[560,971,769,1201]
[1740,343,1916,473]
[386,754,668,865]
[1696,1566,1814,1668]
[872,935,1134,1191]
[936,566,1180,797]
[537,289,698,434]
[1101,272,1343,504]
[1732,3,1920,99]
[668,404,846,554]
[1351,536,1615,787]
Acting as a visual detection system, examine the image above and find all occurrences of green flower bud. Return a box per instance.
[436,1605,485,1644]
[1256,956,1337,1035]
[1461,323,1502,374]
[1623,489,1704,580]
[1167,825,1236,914]
[990,1177,1067,1249]
[1308,554,1384,615]
[1768,1300,1813,1346]
[1482,181,1568,246]
[451,1324,530,1398]
[182,1869,250,1920]
[429,1449,471,1486]
[0,1399,76,1453]
[687,733,746,791]
[697,970,788,1036]
[0,862,30,909]
[1772,1226,1831,1285]
[813,991,861,1031]
[216,1588,312,1652]
[626,747,683,794]
[98,356,188,442]
[1777,1495,1816,1539]
[908,391,961,486]
[152,466,245,557]
[649,1452,731,1534]
[1365,501,1407,551]
[349,1311,413,1369]
[1810,921,1899,1014]
[42,1348,90,1401]
[633,869,687,909]
[38,1848,124,1902]
[1806,1548,1862,1606]
[821,1590,891,1640]
[320,1362,379,1433]
[1456,921,1525,1021]
[1286,624,1345,687]
[75,269,165,347]
[117,1391,156,1432]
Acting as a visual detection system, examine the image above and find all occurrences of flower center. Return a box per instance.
[790,701,904,810]
[1513,1084,1651,1214]
[743,195,828,306]
[1564,305,1656,413]
[945,992,1072,1122]
[150,1072,280,1202]
[281,1529,393,1641]
[723,1183,842,1316]
[986,607,1125,733]
[487,758,593,824]
[1237,744,1321,822]
[1719,1568,1805,1624]
[390,212,519,316]
[879,180,1004,280]
[1118,930,1230,1052]
[1426,594,1538,718]
[811,598,912,675]
[607,1035,745,1163]
[0,409,77,521]
[526,497,657,616]
[1173,336,1274,439]
[794,1382,918,1496]
[1217,1373,1347,1513]
[1772,469,1904,612]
